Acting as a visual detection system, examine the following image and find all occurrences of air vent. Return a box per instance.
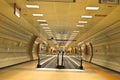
[95,14,107,17]
[27,0,76,3]
[99,0,119,4]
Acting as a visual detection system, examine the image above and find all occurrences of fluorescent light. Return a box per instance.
[46,32,52,33]
[32,14,43,16]
[73,31,79,33]
[46,32,52,35]
[42,27,50,29]
[71,35,77,37]
[45,30,52,32]
[71,33,78,36]
[79,21,88,23]
[86,7,99,10]
[81,16,93,18]
[47,33,53,36]
[37,20,46,22]
[40,24,48,26]
[76,25,84,27]
[26,5,39,8]
[72,32,78,34]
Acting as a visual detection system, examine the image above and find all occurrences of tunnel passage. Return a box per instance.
[0,0,120,73]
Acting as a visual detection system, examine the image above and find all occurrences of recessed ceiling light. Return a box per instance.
[46,32,52,33]
[42,27,50,29]
[32,14,43,16]
[26,5,39,8]
[76,25,84,27]
[81,16,93,18]
[71,33,78,36]
[73,31,79,33]
[45,30,51,32]
[86,7,99,10]
[40,24,48,26]
[78,21,88,23]
[47,33,53,35]
[71,35,77,37]
[37,20,46,22]
[46,32,52,34]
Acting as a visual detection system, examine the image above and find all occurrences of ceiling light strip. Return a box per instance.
[78,21,88,23]
[40,24,48,26]
[76,25,84,27]
[81,16,93,18]
[26,5,39,8]
[37,20,47,22]
[86,7,99,10]
[32,14,43,16]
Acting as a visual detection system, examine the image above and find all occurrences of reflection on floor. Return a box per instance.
[0,56,120,80]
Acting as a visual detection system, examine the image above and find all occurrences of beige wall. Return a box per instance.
[83,21,120,72]
[0,34,36,68]
[0,37,31,68]
[76,5,120,72]
[92,27,120,72]
[0,0,38,68]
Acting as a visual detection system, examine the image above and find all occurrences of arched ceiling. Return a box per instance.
[4,0,120,48]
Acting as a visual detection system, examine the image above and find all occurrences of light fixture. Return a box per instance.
[40,24,48,26]
[78,21,88,23]
[26,5,39,8]
[71,33,78,36]
[81,16,93,18]
[86,7,99,10]
[42,27,50,29]
[46,32,52,33]
[46,32,53,35]
[37,20,46,22]
[32,14,43,16]
[45,30,52,32]
[72,32,78,34]
[76,25,84,27]
[71,35,77,37]
[48,34,53,36]
[73,31,79,33]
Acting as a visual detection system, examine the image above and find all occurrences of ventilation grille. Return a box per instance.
[27,0,76,3]
[99,0,120,4]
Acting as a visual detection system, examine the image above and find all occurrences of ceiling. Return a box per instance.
[5,0,120,48]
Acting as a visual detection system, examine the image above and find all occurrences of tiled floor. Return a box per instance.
[0,61,119,80]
